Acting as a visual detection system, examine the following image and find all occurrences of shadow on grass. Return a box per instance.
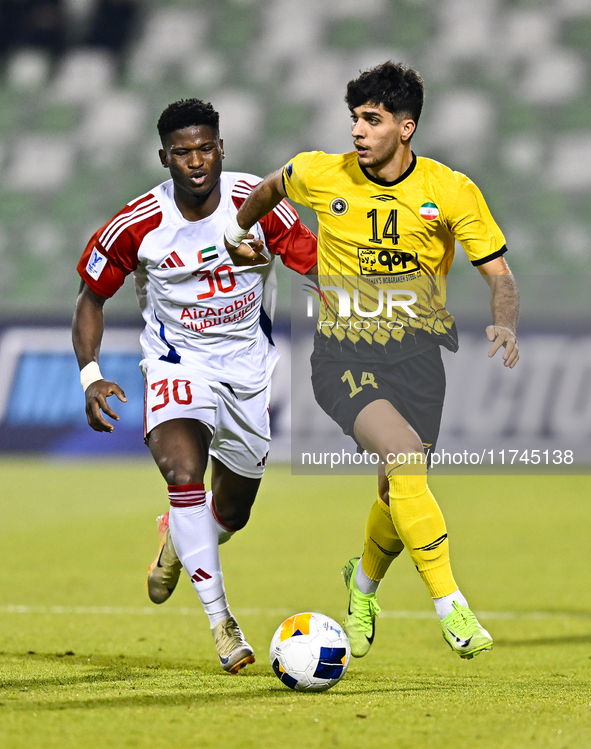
[0,652,450,710]
[2,685,447,713]
[0,651,214,690]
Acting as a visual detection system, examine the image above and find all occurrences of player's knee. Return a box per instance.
[158,457,203,488]
[383,436,424,463]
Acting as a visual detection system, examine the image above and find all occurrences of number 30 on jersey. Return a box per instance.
[193,265,236,301]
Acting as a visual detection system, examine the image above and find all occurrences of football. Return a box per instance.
[269,612,351,692]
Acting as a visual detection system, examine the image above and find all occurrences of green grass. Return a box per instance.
[1,459,591,748]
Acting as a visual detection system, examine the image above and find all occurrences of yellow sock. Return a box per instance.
[361,490,404,582]
[386,454,457,598]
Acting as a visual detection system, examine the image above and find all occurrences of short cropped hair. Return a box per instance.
[345,61,424,126]
[157,99,220,141]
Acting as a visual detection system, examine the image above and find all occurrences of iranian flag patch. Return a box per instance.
[197,245,219,263]
[419,202,439,221]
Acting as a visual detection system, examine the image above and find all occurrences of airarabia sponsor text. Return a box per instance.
[181,291,256,332]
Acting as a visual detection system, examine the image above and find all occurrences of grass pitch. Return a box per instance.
[1,459,590,748]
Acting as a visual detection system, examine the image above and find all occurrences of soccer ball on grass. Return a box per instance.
[269,612,351,692]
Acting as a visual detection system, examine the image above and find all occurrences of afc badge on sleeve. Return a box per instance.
[86,247,107,280]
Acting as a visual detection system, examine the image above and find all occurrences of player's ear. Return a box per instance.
[219,139,225,160]
[159,148,168,168]
[400,119,416,143]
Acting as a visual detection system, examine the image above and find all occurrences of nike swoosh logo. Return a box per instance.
[446,628,473,648]
[154,549,175,593]
[348,600,375,644]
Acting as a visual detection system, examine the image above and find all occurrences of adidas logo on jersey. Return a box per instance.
[160,251,185,269]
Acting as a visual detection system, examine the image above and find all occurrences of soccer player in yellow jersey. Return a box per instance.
[224,61,519,660]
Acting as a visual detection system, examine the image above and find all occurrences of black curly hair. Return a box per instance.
[157,99,220,142]
[345,61,424,127]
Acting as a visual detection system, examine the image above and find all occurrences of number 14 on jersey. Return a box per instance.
[367,209,399,245]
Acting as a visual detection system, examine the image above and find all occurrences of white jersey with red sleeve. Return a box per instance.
[77,172,317,393]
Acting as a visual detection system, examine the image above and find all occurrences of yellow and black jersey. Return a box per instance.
[283,150,507,361]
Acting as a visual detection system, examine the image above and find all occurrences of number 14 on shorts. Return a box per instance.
[341,369,378,399]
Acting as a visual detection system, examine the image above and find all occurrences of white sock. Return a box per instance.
[433,589,469,620]
[168,483,231,628]
[355,559,380,595]
[205,491,235,545]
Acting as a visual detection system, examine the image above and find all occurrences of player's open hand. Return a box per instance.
[224,234,269,267]
[486,325,519,368]
[85,380,127,432]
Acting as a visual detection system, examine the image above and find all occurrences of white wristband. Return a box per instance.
[224,215,250,247]
[80,361,104,392]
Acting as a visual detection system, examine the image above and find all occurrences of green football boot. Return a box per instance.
[342,557,381,658]
[441,600,493,659]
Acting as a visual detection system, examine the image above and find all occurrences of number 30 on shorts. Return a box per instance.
[150,378,193,411]
[341,369,378,398]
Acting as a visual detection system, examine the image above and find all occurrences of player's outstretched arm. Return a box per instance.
[477,256,520,368]
[72,282,127,432]
[224,168,287,266]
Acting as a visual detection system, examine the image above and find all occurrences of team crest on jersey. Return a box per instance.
[330,198,349,215]
[86,247,107,280]
[419,202,439,221]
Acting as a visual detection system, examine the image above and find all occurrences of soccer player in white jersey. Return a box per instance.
[72,99,317,673]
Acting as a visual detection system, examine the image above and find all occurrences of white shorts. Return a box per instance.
[141,359,271,479]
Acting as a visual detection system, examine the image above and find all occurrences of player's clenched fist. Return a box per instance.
[85,379,127,432]
[486,325,519,368]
